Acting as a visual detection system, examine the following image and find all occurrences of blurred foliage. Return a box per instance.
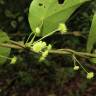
[0,0,31,35]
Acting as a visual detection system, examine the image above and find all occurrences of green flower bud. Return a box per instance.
[39,56,45,61]
[58,23,67,34]
[32,41,46,53]
[73,66,79,70]
[39,50,49,62]
[87,72,94,79]
[35,27,40,35]
[47,44,52,50]
[10,56,17,64]
[42,50,48,58]
[42,42,47,48]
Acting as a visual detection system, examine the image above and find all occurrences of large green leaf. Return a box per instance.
[29,0,88,36]
[87,13,96,52]
[0,31,11,64]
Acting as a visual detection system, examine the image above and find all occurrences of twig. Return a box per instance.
[0,41,96,59]
[49,49,96,58]
[9,40,25,49]
[0,43,23,49]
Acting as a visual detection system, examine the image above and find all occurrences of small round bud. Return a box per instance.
[87,72,94,79]
[58,23,67,34]
[35,27,40,35]
[73,66,79,70]
[42,42,47,48]
[10,56,17,64]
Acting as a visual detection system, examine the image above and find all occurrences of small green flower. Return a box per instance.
[47,44,52,50]
[39,50,49,61]
[42,50,48,58]
[41,42,47,48]
[58,23,67,34]
[73,65,79,70]
[32,41,46,53]
[87,72,94,79]
[39,56,45,61]
[10,56,17,64]
[35,27,40,35]
[39,43,52,61]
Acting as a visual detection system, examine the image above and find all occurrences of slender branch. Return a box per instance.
[0,41,96,58]
[49,50,71,55]
[49,49,96,58]
[9,40,25,49]
[0,43,23,49]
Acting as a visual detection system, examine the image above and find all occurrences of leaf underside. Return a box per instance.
[29,0,88,36]
[87,13,96,52]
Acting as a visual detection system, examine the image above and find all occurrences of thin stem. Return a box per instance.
[50,49,96,58]
[49,49,71,55]
[25,32,33,43]
[1,40,96,59]
[10,40,25,49]
[72,55,76,66]
[0,43,23,49]
[26,19,44,44]
[29,33,36,44]
[33,29,58,44]
[73,55,88,73]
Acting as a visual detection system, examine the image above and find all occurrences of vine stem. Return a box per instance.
[0,40,25,49]
[49,49,96,58]
[0,43,23,49]
[0,41,96,58]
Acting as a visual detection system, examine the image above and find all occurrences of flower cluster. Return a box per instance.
[32,41,47,53]
[32,41,52,61]
[25,25,95,79]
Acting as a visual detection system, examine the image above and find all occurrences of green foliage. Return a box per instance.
[0,31,11,64]
[87,13,96,52]
[28,0,88,36]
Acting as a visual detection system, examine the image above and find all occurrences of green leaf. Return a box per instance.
[29,0,88,36]
[87,13,96,52]
[0,31,11,64]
